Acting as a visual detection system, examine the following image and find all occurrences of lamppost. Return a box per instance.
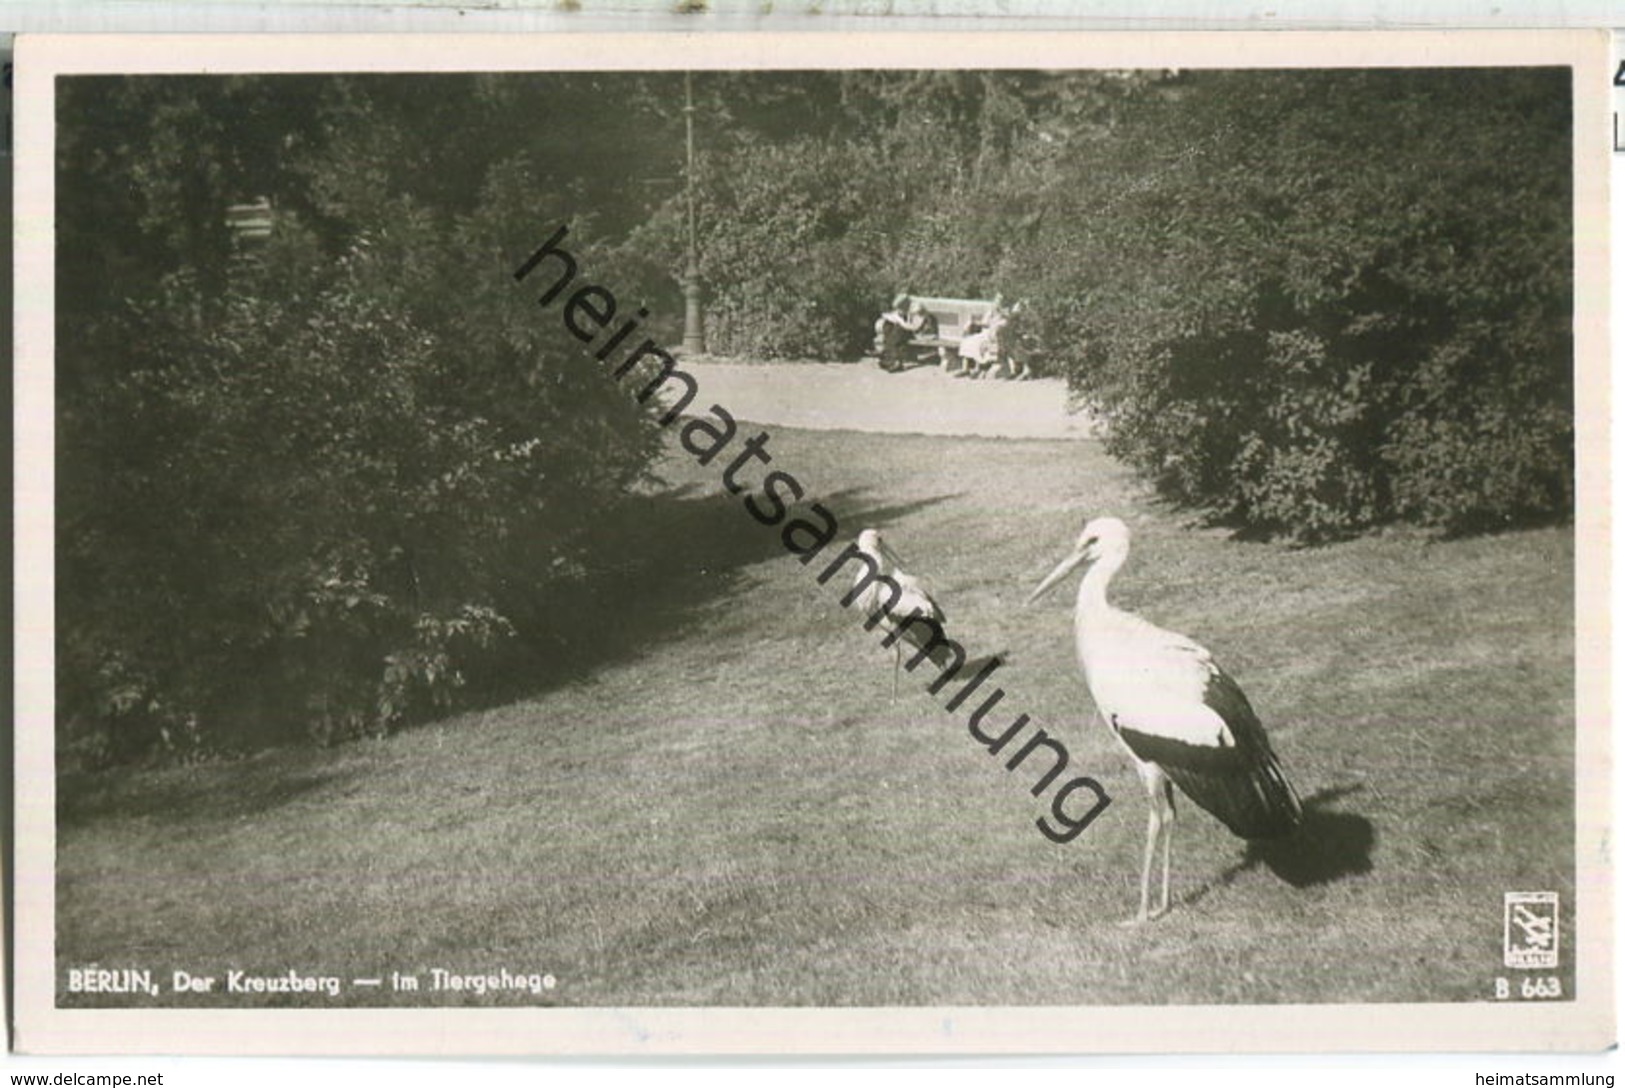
[681,70,706,357]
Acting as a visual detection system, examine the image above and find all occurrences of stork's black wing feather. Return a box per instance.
[1113,659,1302,841]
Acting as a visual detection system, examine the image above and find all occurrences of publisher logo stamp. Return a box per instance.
[1503,892,1559,969]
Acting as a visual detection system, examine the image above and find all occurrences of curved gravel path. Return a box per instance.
[679,360,1097,440]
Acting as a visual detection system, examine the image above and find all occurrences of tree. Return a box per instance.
[56,75,668,763]
[1019,69,1572,539]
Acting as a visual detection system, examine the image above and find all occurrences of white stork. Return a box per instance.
[855,529,949,697]
[1027,516,1301,924]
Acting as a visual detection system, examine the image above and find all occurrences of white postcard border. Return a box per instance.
[12,28,1613,1055]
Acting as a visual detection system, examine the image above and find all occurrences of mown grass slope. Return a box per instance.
[57,423,1576,1007]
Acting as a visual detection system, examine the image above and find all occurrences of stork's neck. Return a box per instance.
[1072,551,1124,680]
[856,542,889,583]
[1075,549,1124,626]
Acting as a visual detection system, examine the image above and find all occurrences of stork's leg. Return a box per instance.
[1132,803,1160,925]
[892,644,901,700]
[1121,764,1173,926]
[1152,779,1176,920]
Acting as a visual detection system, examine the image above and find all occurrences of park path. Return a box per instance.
[679,360,1097,440]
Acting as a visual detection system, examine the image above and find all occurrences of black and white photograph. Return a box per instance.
[11,30,1612,1055]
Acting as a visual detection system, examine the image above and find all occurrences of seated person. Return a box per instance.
[1001,300,1031,380]
[957,297,1008,378]
[874,295,937,371]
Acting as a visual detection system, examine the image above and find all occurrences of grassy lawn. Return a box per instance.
[56,423,1576,1007]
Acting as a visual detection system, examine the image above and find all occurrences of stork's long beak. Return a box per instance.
[878,540,906,569]
[1026,547,1088,605]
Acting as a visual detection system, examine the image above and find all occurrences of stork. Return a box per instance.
[855,529,949,697]
[1027,516,1301,924]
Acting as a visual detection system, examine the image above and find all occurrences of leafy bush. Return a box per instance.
[689,135,897,359]
[56,78,665,761]
[1024,69,1573,540]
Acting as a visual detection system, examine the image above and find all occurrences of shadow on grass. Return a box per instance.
[1181,785,1374,910]
[487,482,963,703]
[58,757,351,830]
[63,479,966,815]
[1245,784,1376,887]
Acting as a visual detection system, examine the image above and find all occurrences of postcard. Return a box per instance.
[11,29,1612,1054]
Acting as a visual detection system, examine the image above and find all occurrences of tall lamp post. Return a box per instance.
[681,70,706,357]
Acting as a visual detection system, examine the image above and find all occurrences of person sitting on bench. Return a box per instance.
[956,296,1008,379]
[874,295,937,372]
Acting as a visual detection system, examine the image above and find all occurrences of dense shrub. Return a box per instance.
[61,213,660,758]
[56,78,665,762]
[1023,69,1573,540]
[687,135,897,359]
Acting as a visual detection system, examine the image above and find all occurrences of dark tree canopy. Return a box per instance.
[57,74,674,762]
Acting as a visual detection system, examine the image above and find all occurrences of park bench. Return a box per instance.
[875,295,1000,372]
[911,296,1000,357]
